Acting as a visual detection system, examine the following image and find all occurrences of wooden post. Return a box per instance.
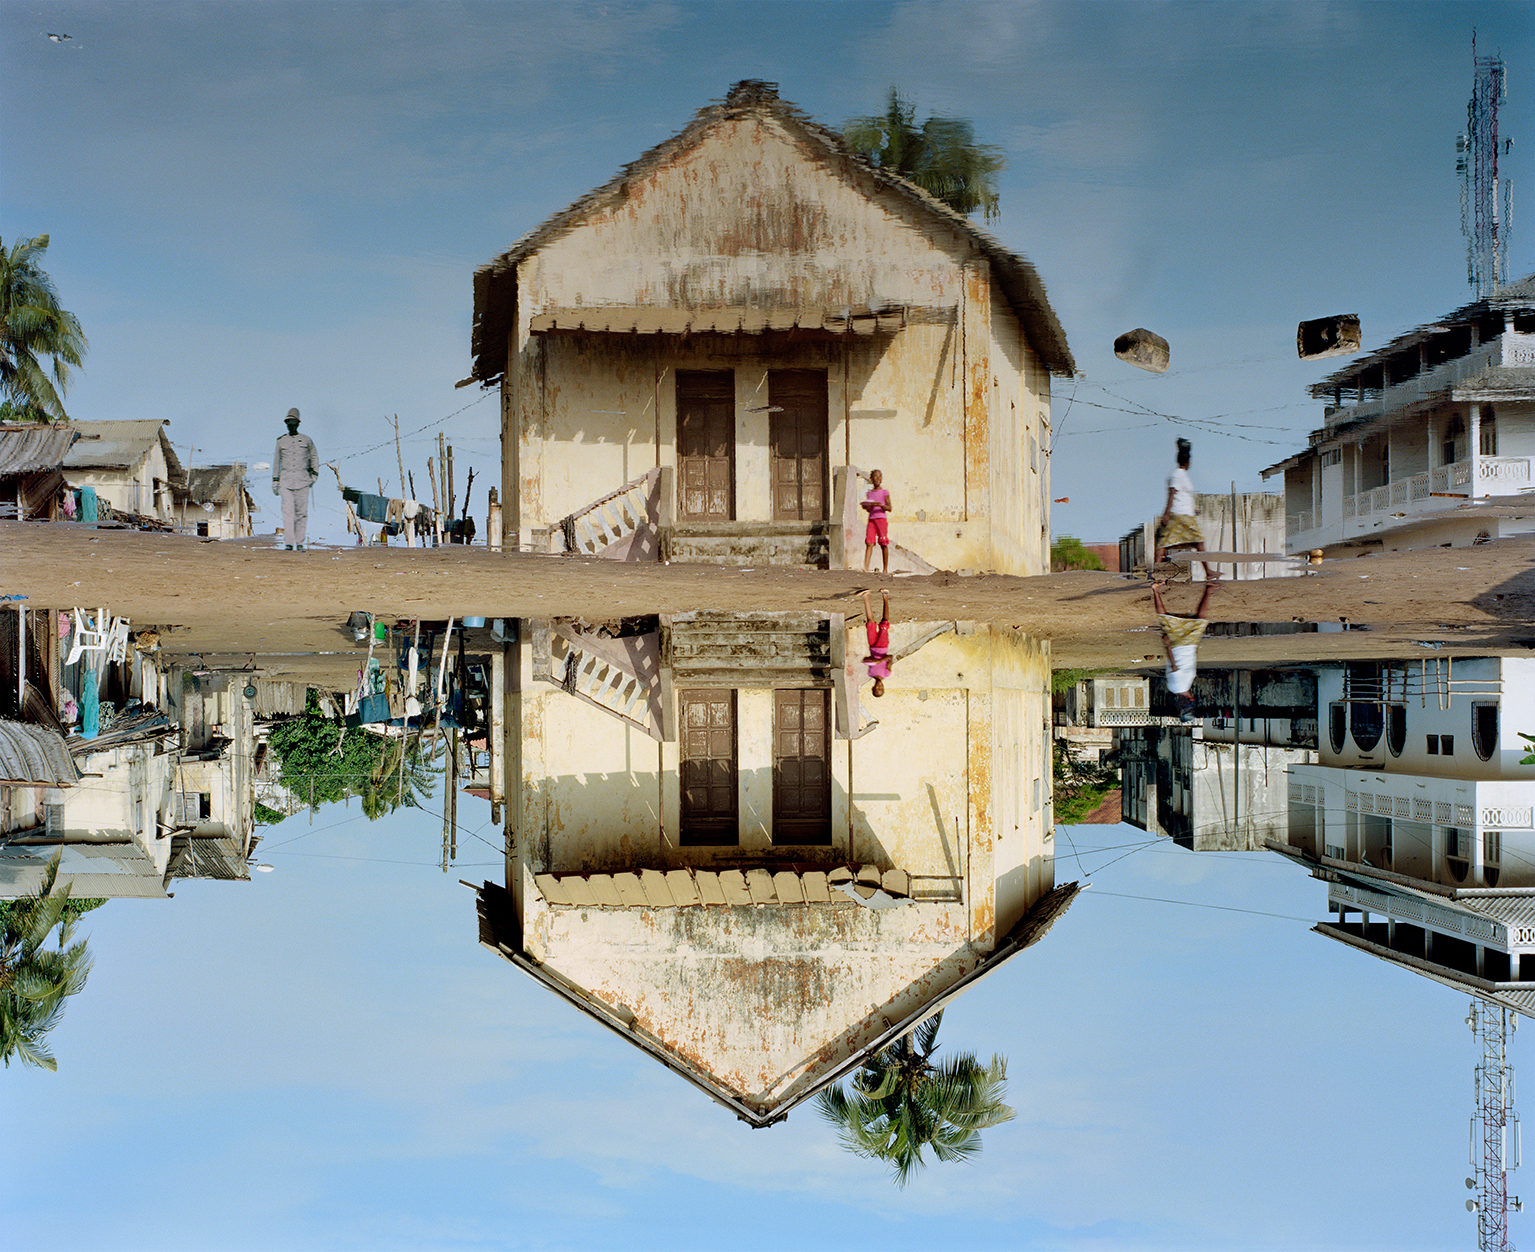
[393,414,406,499]
[447,444,456,521]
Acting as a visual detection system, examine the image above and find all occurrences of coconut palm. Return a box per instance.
[844,89,1005,222]
[0,233,87,422]
[0,850,94,1071]
[360,734,439,819]
[815,1010,1013,1187]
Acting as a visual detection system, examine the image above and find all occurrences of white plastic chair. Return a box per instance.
[66,608,107,666]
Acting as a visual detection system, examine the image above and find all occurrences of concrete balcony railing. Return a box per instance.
[1289,457,1532,544]
[1321,331,1535,429]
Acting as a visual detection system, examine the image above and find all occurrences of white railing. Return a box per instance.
[1287,509,1313,536]
[547,631,666,739]
[1343,458,1532,524]
[551,467,665,558]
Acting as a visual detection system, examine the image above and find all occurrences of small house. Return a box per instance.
[468,81,1074,575]
[0,424,79,521]
[62,419,185,523]
[175,464,255,538]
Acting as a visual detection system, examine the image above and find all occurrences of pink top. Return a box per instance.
[864,487,890,516]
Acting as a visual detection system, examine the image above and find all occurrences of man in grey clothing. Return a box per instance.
[273,408,319,549]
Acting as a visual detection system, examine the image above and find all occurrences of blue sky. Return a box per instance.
[3,1,1532,543]
[4,3,1532,1247]
[2,790,1482,1252]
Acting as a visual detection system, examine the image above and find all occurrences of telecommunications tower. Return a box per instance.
[1457,42,1513,298]
[1468,998,1523,1252]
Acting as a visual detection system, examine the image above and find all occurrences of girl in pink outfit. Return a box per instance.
[861,589,892,697]
[862,468,893,572]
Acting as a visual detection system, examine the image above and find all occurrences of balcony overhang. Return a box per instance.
[528,303,909,338]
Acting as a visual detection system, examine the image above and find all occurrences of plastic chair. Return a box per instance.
[66,608,107,666]
[105,616,131,665]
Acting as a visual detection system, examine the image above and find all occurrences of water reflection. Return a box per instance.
[480,611,1072,1125]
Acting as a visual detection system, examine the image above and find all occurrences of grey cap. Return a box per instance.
[286,408,301,422]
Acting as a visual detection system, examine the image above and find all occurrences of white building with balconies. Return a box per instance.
[1262,276,1535,554]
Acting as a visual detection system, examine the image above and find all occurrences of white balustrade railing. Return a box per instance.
[1340,457,1532,527]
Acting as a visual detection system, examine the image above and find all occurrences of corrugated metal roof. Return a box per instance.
[471,82,1074,385]
[530,304,908,337]
[0,720,80,785]
[178,464,247,504]
[0,424,79,475]
[62,419,185,482]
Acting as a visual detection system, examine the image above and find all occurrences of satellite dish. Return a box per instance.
[254,462,271,471]
[1468,1199,1479,1212]
[255,864,274,873]
[202,502,215,512]
[1467,1177,1477,1189]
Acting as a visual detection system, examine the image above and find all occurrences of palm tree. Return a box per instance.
[360,734,439,819]
[844,89,1006,222]
[0,850,94,1071]
[815,1010,1013,1186]
[0,233,87,422]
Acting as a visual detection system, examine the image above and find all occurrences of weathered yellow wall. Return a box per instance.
[500,115,1054,574]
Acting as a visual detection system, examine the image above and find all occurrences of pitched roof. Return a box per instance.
[1308,272,1535,396]
[470,81,1074,385]
[178,463,248,505]
[0,720,80,785]
[0,424,79,476]
[62,419,185,484]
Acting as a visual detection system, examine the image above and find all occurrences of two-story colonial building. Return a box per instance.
[1263,276,1535,555]
[466,81,1074,575]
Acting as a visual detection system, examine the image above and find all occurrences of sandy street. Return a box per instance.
[4,521,1532,672]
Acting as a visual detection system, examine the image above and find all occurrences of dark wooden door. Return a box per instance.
[680,689,738,845]
[677,371,735,522]
[769,370,827,521]
[773,688,831,844]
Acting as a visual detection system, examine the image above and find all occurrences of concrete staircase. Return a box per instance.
[532,620,671,740]
[666,612,832,686]
[662,521,829,568]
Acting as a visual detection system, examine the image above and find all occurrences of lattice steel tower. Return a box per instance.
[1469,998,1522,1251]
[1458,44,1513,298]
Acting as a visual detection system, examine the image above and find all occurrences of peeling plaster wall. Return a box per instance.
[525,891,979,1108]
[501,116,1053,574]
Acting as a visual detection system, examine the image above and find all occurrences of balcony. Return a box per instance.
[1287,456,1533,547]
[1319,331,1535,430]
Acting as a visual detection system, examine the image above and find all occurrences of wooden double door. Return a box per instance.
[677,687,831,846]
[676,369,827,523]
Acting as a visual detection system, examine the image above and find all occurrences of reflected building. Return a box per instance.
[476,614,1074,1125]
[1,604,262,898]
[1272,657,1535,1013]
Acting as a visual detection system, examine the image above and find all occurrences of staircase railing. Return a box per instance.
[550,467,669,560]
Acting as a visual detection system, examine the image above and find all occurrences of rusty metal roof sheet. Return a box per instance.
[529,304,907,337]
[0,720,80,785]
[470,82,1074,385]
[62,419,185,483]
[0,424,79,475]
[178,463,248,504]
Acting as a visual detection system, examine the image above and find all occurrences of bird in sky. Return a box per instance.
[45,32,71,41]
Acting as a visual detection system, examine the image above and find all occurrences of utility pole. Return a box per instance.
[1468,997,1522,1251]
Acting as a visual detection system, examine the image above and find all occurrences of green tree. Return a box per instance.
[1054,738,1119,824]
[360,734,438,820]
[268,691,386,812]
[0,234,87,422]
[815,1011,1013,1187]
[844,89,1005,222]
[0,850,94,1071]
[1051,535,1106,573]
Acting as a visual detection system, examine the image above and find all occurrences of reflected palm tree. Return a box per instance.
[0,850,93,1071]
[361,734,439,819]
[844,90,1005,222]
[815,1010,1013,1187]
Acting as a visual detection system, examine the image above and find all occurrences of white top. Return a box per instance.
[1167,466,1195,517]
[1166,645,1197,693]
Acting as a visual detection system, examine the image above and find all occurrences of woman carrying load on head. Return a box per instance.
[1153,437,1219,582]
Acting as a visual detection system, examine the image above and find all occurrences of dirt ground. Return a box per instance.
[5,522,1533,675]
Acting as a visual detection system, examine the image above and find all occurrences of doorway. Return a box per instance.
[768,370,828,521]
[772,688,831,843]
[677,371,735,522]
[679,689,738,845]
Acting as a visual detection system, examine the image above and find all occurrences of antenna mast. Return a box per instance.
[1457,41,1513,298]
[1469,998,1522,1251]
